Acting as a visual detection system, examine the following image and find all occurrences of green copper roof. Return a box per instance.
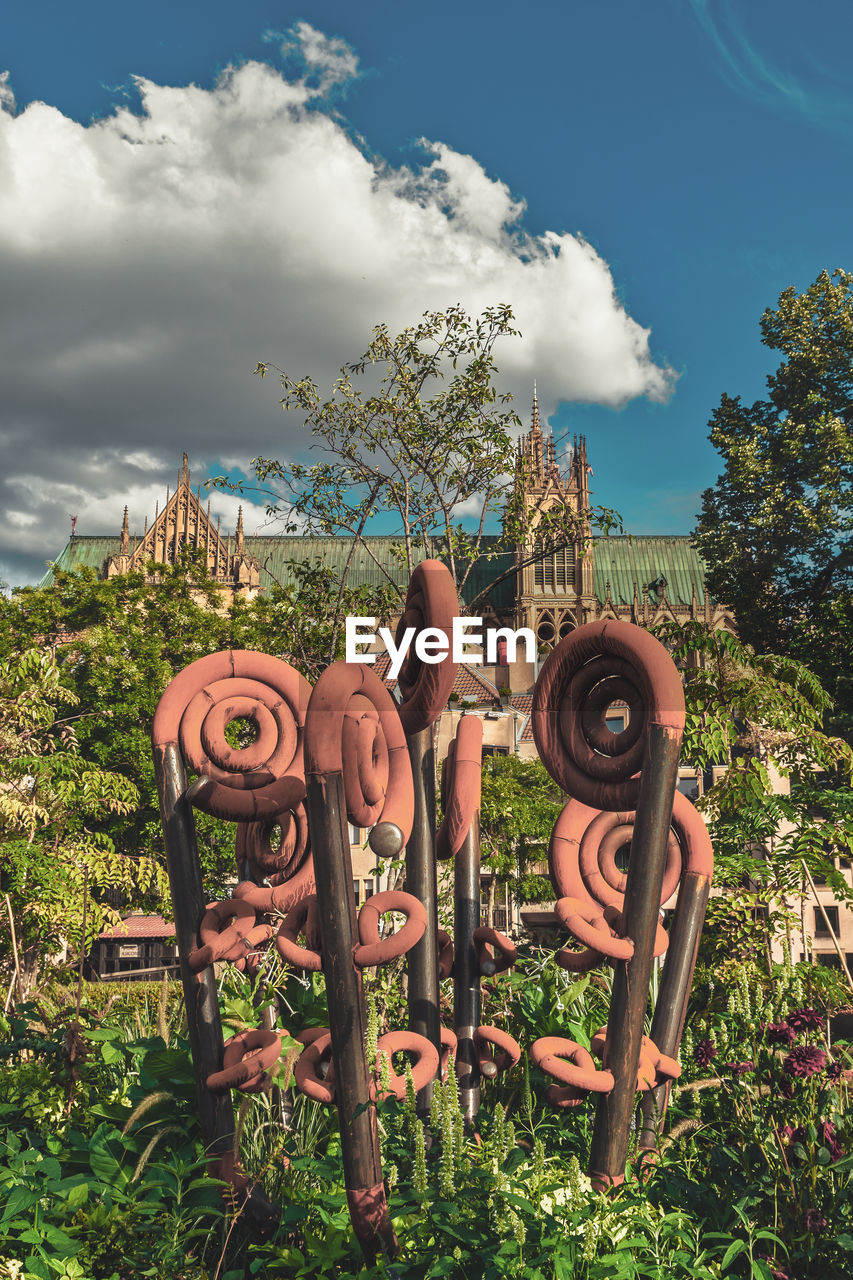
[40,532,707,610]
[592,536,707,608]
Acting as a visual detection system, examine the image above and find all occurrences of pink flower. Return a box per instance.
[694,1038,717,1069]
[765,1021,795,1045]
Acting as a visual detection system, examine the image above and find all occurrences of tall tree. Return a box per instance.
[245,304,621,637]
[2,551,387,894]
[694,269,853,738]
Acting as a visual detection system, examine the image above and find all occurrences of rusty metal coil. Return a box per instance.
[531,1036,615,1097]
[294,1030,335,1103]
[394,560,460,735]
[589,1027,682,1093]
[275,895,323,972]
[375,1031,440,1099]
[152,651,312,821]
[188,899,257,973]
[436,715,483,860]
[474,1025,522,1078]
[473,926,517,976]
[437,930,454,980]
[206,1028,283,1095]
[532,621,685,812]
[353,891,427,968]
[236,802,314,903]
[304,663,414,858]
[232,923,275,977]
[233,874,314,918]
[439,1025,457,1079]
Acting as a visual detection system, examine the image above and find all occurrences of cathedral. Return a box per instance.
[42,393,735,643]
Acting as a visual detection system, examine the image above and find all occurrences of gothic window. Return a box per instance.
[534,543,574,591]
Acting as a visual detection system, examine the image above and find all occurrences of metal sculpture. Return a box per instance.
[531,619,708,1187]
[437,714,520,1121]
[151,650,312,1231]
[395,561,459,1107]
[149,600,712,1259]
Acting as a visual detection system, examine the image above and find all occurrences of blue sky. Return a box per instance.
[1,0,851,583]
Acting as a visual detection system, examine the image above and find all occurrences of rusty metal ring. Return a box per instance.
[305,663,414,858]
[554,896,634,962]
[275,895,323,972]
[531,1036,615,1094]
[232,924,275,977]
[189,899,256,973]
[436,716,483,860]
[437,930,454,980]
[395,561,460,735]
[237,803,312,884]
[473,926,516,976]
[474,1025,522,1077]
[439,1025,457,1080]
[353,891,427,968]
[532,620,685,810]
[206,1029,282,1095]
[375,1031,440,1099]
[294,1030,335,1104]
[152,651,312,822]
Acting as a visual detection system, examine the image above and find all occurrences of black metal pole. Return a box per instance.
[638,870,711,1154]
[153,742,278,1234]
[306,770,398,1261]
[588,724,681,1187]
[454,817,481,1125]
[406,725,440,1113]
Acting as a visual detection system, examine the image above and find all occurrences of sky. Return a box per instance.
[1,0,851,586]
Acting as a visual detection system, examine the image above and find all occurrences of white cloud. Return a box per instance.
[0,24,674,585]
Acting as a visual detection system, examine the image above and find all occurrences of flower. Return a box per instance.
[787,1008,825,1035]
[694,1038,717,1069]
[805,1208,827,1235]
[765,1021,796,1045]
[783,1045,828,1078]
[818,1119,844,1161]
[725,1060,754,1076]
[826,1059,843,1081]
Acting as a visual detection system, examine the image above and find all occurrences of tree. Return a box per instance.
[0,646,167,996]
[244,305,620,639]
[479,754,563,913]
[2,550,388,895]
[694,269,853,739]
[657,621,853,970]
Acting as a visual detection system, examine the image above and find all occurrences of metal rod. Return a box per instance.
[154,741,278,1236]
[588,724,681,1187]
[406,725,440,1112]
[454,817,481,1125]
[306,769,398,1261]
[638,870,711,1154]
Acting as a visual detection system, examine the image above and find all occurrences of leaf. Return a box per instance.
[720,1239,748,1269]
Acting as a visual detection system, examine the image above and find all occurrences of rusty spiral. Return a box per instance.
[395,560,460,734]
[305,662,414,857]
[532,621,685,811]
[436,714,482,860]
[152,650,311,821]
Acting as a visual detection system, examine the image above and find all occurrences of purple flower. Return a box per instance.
[758,1258,790,1280]
[783,1045,828,1079]
[805,1208,827,1234]
[694,1038,717,1069]
[825,1059,843,1081]
[765,1021,796,1045]
[725,1060,754,1076]
[787,1008,825,1036]
[818,1120,844,1161]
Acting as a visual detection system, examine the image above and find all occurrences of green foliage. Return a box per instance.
[479,755,563,902]
[0,551,387,899]
[246,305,621,614]
[0,647,167,992]
[657,620,853,961]
[694,269,853,740]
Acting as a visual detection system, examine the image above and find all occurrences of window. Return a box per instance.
[482,745,510,757]
[348,823,362,845]
[364,879,375,900]
[817,953,841,970]
[676,774,700,802]
[814,905,839,936]
[605,714,626,735]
